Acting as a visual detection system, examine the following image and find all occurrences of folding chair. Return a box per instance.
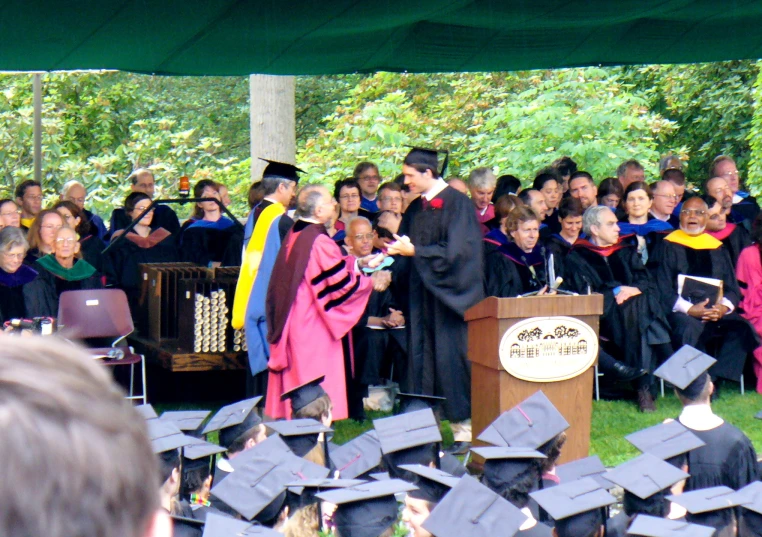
[57,289,147,404]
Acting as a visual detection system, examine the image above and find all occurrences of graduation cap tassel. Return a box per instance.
[439,150,449,179]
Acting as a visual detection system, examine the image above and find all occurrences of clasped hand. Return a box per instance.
[687,299,728,322]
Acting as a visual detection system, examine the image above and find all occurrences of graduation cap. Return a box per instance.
[422,475,527,537]
[403,146,449,178]
[280,376,327,415]
[530,477,616,522]
[626,514,716,537]
[555,455,613,489]
[329,429,383,480]
[471,446,545,496]
[228,433,293,471]
[602,453,689,500]
[183,440,227,471]
[477,391,569,449]
[397,464,459,503]
[653,345,716,399]
[369,472,391,481]
[374,408,442,455]
[171,515,205,534]
[396,392,446,419]
[265,418,332,458]
[135,403,158,420]
[317,479,417,537]
[202,513,280,537]
[285,478,365,510]
[202,397,263,449]
[667,486,741,514]
[732,480,762,513]
[146,418,198,454]
[259,159,304,182]
[160,410,211,437]
[625,421,705,462]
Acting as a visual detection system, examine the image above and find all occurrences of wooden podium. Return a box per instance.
[465,294,603,463]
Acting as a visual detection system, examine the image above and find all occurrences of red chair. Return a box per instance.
[57,289,147,403]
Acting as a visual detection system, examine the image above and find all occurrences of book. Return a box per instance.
[677,274,723,305]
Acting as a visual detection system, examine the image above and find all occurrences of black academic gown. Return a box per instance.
[606,512,629,537]
[565,240,670,371]
[544,233,577,260]
[482,230,523,298]
[710,223,752,268]
[79,233,106,274]
[180,217,244,267]
[109,205,181,238]
[398,186,484,423]
[499,241,560,295]
[679,419,759,492]
[23,258,103,318]
[0,265,37,323]
[651,233,760,380]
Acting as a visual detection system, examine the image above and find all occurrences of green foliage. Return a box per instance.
[622,61,757,186]
[746,62,762,194]
[298,69,673,186]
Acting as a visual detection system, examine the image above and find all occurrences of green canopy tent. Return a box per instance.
[1,0,761,76]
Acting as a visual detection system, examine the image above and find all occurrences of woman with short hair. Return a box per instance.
[0,199,21,229]
[0,227,38,323]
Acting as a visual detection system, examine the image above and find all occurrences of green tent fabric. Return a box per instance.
[1,1,761,76]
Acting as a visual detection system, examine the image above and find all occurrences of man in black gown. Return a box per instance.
[387,147,484,454]
[650,196,759,385]
[109,169,181,237]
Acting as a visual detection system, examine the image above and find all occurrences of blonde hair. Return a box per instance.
[283,503,320,537]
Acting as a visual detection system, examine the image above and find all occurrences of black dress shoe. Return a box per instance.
[444,441,471,455]
[610,361,648,383]
[637,387,656,413]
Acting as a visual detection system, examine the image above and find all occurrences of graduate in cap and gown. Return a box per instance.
[387,147,484,452]
[0,227,38,324]
[265,184,381,421]
[374,408,443,483]
[654,345,759,492]
[650,196,760,384]
[531,477,616,537]
[177,441,231,523]
[24,226,102,318]
[201,512,280,537]
[666,486,741,536]
[626,514,715,537]
[399,464,459,537]
[732,481,762,537]
[180,180,243,267]
[330,429,384,481]
[232,160,300,397]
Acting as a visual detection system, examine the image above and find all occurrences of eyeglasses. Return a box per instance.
[653,194,680,201]
[55,237,76,245]
[340,194,361,200]
[2,252,24,260]
[380,196,402,203]
[680,209,707,216]
[353,233,375,241]
[0,210,21,217]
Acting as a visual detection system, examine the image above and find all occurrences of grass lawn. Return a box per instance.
[156,382,762,468]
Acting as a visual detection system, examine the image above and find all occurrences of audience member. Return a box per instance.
[618,182,672,265]
[703,194,751,267]
[24,208,64,265]
[617,159,646,191]
[545,197,584,259]
[0,227,38,324]
[0,199,21,229]
[388,147,484,454]
[651,196,759,390]
[710,155,760,225]
[377,181,404,215]
[179,179,242,267]
[500,206,556,295]
[334,178,371,241]
[354,161,382,213]
[109,169,181,236]
[518,189,549,223]
[483,195,523,298]
[468,167,497,234]
[533,171,562,234]
[0,336,169,537]
[53,200,106,274]
[650,180,680,227]
[493,174,522,201]
[61,179,108,239]
[597,177,623,211]
[15,179,43,229]
[248,181,266,209]
[551,156,578,193]
[566,205,671,412]
[568,172,598,209]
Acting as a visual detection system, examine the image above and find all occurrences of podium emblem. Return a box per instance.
[498,316,598,382]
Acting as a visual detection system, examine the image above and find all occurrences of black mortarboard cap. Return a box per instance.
[471,446,545,496]
[530,477,616,521]
[184,440,227,463]
[317,479,416,537]
[202,397,263,449]
[280,376,327,414]
[171,515,205,534]
[477,391,569,449]
[602,453,689,500]
[135,403,158,420]
[396,392,446,419]
[374,408,442,455]
[732,481,762,515]
[666,486,740,514]
[286,478,365,509]
[653,345,716,398]
[422,474,526,537]
[265,418,332,458]
[259,159,304,182]
[403,146,449,178]
[626,514,716,537]
[555,455,613,489]
[160,410,211,437]
[370,472,391,481]
[147,418,198,454]
[202,512,281,537]
[397,464,459,503]
[625,421,705,461]
[330,429,383,479]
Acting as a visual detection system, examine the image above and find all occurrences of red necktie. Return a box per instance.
[421,197,429,210]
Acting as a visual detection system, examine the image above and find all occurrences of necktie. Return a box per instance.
[421,197,429,210]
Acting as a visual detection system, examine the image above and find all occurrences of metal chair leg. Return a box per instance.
[741,374,745,395]
[594,365,600,401]
[141,355,148,404]
[660,378,665,398]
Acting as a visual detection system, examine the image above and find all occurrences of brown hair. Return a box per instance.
[192,179,220,219]
[26,209,65,252]
[53,200,91,237]
[494,194,522,221]
[249,182,266,209]
[624,181,653,201]
[284,503,320,537]
[0,336,159,537]
[506,205,540,233]
[293,394,332,422]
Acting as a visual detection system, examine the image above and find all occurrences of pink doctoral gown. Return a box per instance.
[737,244,762,393]
[265,233,372,420]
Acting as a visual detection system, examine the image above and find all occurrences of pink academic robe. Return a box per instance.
[265,234,372,420]
[736,244,762,393]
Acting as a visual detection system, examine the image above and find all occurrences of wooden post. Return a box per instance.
[249,75,296,181]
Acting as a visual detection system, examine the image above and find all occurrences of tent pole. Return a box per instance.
[33,73,42,184]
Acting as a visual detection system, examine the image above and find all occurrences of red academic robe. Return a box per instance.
[265,231,373,420]
[737,244,762,393]
[475,204,495,236]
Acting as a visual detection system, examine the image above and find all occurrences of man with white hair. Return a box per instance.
[60,180,107,239]
[468,167,497,235]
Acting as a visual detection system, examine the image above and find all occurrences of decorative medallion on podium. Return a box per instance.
[498,316,598,382]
